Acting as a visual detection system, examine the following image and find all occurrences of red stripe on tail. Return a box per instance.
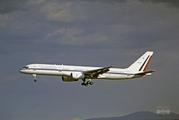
[142,56,152,71]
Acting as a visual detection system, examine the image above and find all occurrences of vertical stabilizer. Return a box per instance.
[127,51,153,72]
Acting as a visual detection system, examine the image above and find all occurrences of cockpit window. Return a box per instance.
[23,66,29,69]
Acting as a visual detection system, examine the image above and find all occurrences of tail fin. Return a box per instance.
[127,51,153,72]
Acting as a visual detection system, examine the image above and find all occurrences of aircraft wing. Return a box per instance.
[83,66,113,78]
[135,70,155,76]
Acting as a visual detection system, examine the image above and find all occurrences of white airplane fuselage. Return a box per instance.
[20,51,155,86]
[20,64,139,80]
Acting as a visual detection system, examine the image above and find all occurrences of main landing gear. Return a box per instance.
[32,74,37,82]
[81,79,93,86]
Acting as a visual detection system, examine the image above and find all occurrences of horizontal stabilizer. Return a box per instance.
[135,70,155,76]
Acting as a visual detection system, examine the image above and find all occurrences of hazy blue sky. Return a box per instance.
[0,0,179,120]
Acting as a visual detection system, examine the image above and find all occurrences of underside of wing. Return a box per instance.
[83,66,113,78]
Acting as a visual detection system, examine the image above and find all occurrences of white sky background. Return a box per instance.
[0,0,179,120]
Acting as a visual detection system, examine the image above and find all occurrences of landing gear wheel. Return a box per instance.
[81,82,86,86]
[81,82,88,86]
[81,78,93,86]
[32,74,37,83]
[90,82,94,85]
[87,80,93,85]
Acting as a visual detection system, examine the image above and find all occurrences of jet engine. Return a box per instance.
[62,72,85,82]
[71,72,85,79]
[62,76,77,82]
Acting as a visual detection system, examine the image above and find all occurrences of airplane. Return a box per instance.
[20,51,155,86]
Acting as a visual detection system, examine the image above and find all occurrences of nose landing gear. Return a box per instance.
[32,74,37,82]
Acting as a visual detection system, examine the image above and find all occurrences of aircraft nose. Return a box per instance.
[19,69,23,73]
[19,69,25,73]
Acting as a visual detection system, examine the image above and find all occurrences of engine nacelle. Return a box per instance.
[62,72,84,82]
[62,76,77,82]
[71,72,85,79]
